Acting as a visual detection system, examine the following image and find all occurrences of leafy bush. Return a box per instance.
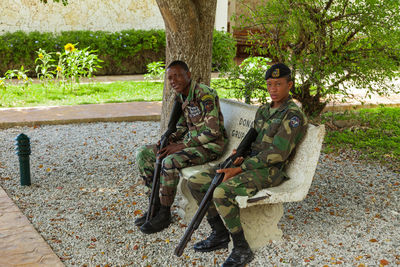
[4,65,32,91]
[0,29,165,76]
[56,43,103,91]
[144,61,165,81]
[212,30,237,72]
[0,29,236,76]
[219,57,270,104]
[236,0,400,116]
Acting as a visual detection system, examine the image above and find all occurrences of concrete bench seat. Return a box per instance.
[177,99,325,250]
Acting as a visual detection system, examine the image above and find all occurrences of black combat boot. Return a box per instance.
[193,216,230,252]
[222,230,254,267]
[139,205,171,234]
[134,195,161,227]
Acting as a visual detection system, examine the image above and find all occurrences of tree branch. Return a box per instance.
[326,13,362,25]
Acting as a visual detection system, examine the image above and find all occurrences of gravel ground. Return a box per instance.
[0,121,399,267]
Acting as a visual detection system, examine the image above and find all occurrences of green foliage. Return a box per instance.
[212,30,237,72]
[220,57,270,104]
[35,48,56,91]
[321,107,400,170]
[0,77,6,91]
[0,80,232,108]
[0,29,235,76]
[56,43,103,92]
[144,61,165,81]
[4,66,32,91]
[0,29,166,76]
[237,0,400,116]
[40,0,68,6]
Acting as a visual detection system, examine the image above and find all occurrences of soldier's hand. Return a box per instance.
[233,156,244,166]
[217,167,242,182]
[159,143,185,158]
[230,149,237,157]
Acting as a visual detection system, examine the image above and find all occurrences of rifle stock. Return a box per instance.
[146,100,182,221]
[174,127,258,257]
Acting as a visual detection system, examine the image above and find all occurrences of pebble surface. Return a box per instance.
[0,121,399,267]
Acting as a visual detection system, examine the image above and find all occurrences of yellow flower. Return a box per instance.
[0,79,3,84]
[56,66,62,72]
[38,53,44,59]
[64,43,76,52]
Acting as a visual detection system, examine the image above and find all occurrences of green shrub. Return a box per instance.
[0,29,165,76]
[212,30,236,72]
[0,29,236,76]
[219,57,271,104]
[144,61,165,81]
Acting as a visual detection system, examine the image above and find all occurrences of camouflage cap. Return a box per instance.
[265,63,291,80]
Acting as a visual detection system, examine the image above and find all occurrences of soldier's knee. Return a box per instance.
[213,186,226,200]
[187,177,200,192]
[161,155,179,171]
[135,145,147,161]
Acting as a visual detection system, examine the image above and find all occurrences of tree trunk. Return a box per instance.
[156,0,217,132]
[292,84,327,117]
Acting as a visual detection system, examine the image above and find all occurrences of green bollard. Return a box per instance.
[15,133,32,186]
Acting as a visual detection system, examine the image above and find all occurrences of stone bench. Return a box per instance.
[177,98,325,250]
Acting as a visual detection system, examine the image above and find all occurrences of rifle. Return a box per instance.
[146,100,182,221]
[174,127,258,257]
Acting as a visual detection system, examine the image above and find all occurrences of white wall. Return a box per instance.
[0,0,228,33]
[215,0,228,31]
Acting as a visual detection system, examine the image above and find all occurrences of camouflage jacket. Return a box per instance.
[169,80,227,154]
[240,96,308,171]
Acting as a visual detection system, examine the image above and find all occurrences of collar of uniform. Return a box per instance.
[181,80,196,109]
[269,95,293,113]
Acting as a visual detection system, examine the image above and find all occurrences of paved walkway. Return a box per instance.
[0,102,162,129]
[0,187,64,266]
[0,74,399,266]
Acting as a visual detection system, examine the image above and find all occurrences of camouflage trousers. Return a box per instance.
[136,143,218,207]
[187,163,286,234]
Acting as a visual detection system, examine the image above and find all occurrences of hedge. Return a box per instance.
[0,29,236,76]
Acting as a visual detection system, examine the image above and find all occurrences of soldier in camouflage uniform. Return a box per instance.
[187,63,308,267]
[135,60,227,234]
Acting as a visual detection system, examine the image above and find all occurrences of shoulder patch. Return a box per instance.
[289,116,300,128]
[201,94,214,101]
[202,94,215,112]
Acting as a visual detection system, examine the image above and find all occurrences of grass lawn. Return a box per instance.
[320,107,400,171]
[0,80,233,108]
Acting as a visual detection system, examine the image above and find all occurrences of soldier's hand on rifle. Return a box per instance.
[217,167,243,182]
[159,143,185,158]
[229,149,244,166]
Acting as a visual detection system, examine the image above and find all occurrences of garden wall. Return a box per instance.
[0,0,229,34]
[0,0,164,33]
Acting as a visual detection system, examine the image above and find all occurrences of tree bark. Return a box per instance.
[156,0,217,132]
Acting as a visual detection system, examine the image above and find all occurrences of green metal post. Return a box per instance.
[15,133,31,186]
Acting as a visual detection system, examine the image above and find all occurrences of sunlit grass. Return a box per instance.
[0,80,233,108]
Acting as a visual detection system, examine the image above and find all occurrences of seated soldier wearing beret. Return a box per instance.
[187,63,308,266]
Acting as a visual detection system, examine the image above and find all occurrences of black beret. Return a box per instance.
[265,63,291,80]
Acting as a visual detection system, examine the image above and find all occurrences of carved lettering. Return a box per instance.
[231,129,245,139]
[238,118,254,128]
